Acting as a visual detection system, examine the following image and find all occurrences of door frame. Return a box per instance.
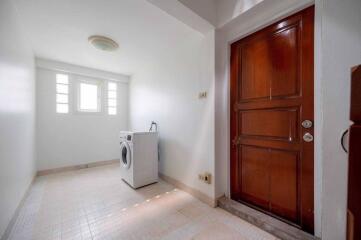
[218,1,322,237]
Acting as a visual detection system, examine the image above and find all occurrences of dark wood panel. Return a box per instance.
[241,146,270,209]
[348,125,361,240]
[270,150,298,222]
[347,65,361,240]
[241,39,271,100]
[269,26,299,97]
[235,98,302,110]
[350,66,361,123]
[240,108,299,141]
[230,43,241,200]
[239,139,300,151]
[239,18,300,101]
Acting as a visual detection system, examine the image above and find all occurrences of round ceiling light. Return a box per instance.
[88,35,119,51]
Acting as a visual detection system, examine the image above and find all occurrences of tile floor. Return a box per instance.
[7,164,278,240]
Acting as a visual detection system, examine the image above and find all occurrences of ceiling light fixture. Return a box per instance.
[88,35,119,51]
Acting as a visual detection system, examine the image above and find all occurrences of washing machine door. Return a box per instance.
[120,142,131,169]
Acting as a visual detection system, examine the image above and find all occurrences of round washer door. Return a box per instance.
[120,142,131,169]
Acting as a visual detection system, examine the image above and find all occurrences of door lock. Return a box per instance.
[303,132,314,142]
[302,120,313,129]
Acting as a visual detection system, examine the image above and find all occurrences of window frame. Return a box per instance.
[55,73,69,114]
[107,81,118,115]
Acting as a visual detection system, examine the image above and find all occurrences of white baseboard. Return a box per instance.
[37,159,120,176]
[159,173,217,207]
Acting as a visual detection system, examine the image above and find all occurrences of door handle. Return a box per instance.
[303,133,314,142]
[341,129,349,153]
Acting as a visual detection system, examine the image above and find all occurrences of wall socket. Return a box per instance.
[198,91,207,99]
[198,172,211,184]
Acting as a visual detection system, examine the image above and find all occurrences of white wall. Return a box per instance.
[214,0,361,238]
[129,29,215,199]
[319,0,361,239]
[36,65,129,171]
[0,0,36,237]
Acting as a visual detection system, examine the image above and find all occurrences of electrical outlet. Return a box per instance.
[204,172,211,184]
[198,172,211,184]
[198,91,207,99]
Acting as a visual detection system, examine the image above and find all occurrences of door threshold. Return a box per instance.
[218,197,319,240]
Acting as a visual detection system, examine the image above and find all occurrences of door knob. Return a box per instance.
[302,120,313,129]
[303,132,314,142]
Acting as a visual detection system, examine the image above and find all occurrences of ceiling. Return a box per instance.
[177,0,264,28]
[12,0,202,75]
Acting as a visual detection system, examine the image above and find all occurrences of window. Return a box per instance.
[107,82,117,115]
[78,82,101,112]
[56,74,69,113]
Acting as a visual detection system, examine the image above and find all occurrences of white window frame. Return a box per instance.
[76,78,102,113]
[107,81,117,115]
[56,73,69,114]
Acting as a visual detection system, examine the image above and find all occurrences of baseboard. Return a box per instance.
[37,159,120,176]
[1,174,36,240]
[159,173,217,207]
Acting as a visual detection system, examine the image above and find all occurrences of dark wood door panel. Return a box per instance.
[240,108,299,141]
[350,66,361,122]
[239,145,299,222]
[269,150,298,222]
[239,138,301,151]
[347,66,361,240]
[241,146,270,209]
[236,98,302,110]
[241,39,271,100]
[239,20,301,102]
[269,26,300,98]
[231,6,314,234]
[348,125,361,239]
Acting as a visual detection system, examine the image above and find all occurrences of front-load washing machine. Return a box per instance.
[119,131,158,188]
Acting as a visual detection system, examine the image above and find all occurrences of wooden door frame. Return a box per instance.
[227,4,321,235]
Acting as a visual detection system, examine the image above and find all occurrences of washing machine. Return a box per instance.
[119,131,158,188]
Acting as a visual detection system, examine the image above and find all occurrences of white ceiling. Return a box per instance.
[178,0,217,26]
[12,0,202,75]
[176,0,264,28]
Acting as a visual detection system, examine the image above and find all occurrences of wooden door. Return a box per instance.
[230,6,314,233]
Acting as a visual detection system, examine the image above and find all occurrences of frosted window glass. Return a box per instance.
[56,74,69,84]
[56,104,68,113]
[107,81,117,115]
[108,91,116,99]
[108,82,117,91]
[108,107,116,115]
[56,94,68,103]
[108,99,116,107]
[56,84,68,94]
[80,83,98,111]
